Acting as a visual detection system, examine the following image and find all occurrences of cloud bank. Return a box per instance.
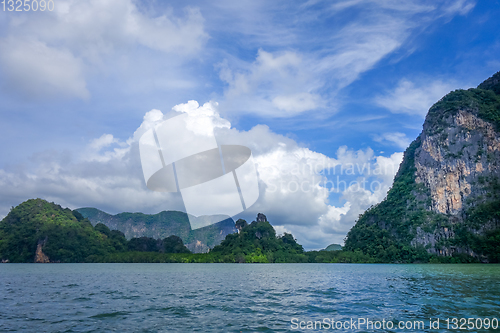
[0,101,402,250]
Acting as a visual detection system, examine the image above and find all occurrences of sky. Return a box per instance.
[0,0,499,250]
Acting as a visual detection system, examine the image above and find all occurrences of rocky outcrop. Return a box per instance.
[186,240,210,253]
[34,238,50,263]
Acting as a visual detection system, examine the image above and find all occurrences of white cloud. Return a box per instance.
[286,150,403,249]
[0,37,88,99]
[0,0,208,99]
[374,152,404,185]
[318,202,351,234]
[0,0,476,108]
[374,132,412,149]
[0,126,185,219]
[25,0,207,57]
[272,93,320,113]
[443,0,475,16]
[0,100,404,250]
[173,100,231,137]
[85,134,130,163]
[329,0,434,12]
[215,0,474,118]
[89,134,117,151]
[314,18,407,89]
[218,49,323,117]
[132,109,165,142]
[375,79,458,116]
[335,146,375,168]
[328,0,475,15]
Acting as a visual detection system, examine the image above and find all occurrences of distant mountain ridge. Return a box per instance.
[323,244,342,251]
[76,208,237,253]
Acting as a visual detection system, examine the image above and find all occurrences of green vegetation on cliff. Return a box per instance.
[343,138,433,262]
[323,243,342,251]
[210,219,306,263]
[1,198,492,263]
[89,217,309,263]
[0,199,382,263]
[0,199,116,262]
[91,218,380,263]
[427,83,500,133]
[0,199,191,263]
[452,177,500,263]
[0,199,313,263]
[344,71,500,263]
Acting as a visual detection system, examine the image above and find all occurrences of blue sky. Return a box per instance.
[0,0,499,249]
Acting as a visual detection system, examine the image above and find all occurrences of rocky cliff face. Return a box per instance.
[344,71,500,262]
[415,103,500,216]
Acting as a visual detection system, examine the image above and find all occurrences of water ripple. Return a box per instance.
[0,264,499,332]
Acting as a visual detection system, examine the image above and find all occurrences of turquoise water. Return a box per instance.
[1,264,499,332]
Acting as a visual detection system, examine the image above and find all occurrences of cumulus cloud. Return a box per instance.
[173,100,231,137]
[374,79,458,117]
[0,101,403,250]
[85,134,130,163]
[267,149,403,248]
[374,152,405,185]
[0,0,208,99]
[172,102,404,248]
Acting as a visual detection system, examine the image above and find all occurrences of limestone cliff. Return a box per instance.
[76,208,236,253]
[344,71,500,262]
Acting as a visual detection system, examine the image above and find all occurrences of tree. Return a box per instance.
[163,235,191,253]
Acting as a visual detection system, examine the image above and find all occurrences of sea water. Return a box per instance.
[1,263,499,332]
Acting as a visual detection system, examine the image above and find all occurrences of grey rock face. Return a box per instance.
[76,208,237,253]
[256,213,267,222]
[415,109,500,215]
[410,105,500,255]
[345,72,500,261]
